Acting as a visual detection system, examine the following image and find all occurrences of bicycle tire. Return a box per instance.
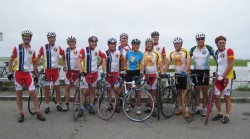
[123,88,155,122]
[72,88,81,121]
[28,85,42,115]
[160,86,176,118]
[182,89,195,122]
[97,88,116,120]
[205,89,214,125]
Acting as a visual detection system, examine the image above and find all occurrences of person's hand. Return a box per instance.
[63,67,68,72]
[180,72,186,77]
[217,76,224,81]
[34,76,38,83]
[120,70,127,75]
[101,72,106,78]
[140,71,144,77]
[7,73,13,81]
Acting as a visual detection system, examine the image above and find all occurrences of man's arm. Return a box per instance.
[184,57,191,73]
[222,60,234,78]
[164,60,171,72]
[78,58,83,73]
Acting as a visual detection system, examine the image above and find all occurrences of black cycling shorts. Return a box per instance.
[175,73,187,90]
[125,70,141,84]
[191,70,210,85]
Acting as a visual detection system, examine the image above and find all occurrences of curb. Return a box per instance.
[1,96,250,103]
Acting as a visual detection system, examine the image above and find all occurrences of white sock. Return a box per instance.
[45,104,49,108]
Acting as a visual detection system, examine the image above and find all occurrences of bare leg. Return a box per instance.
[16,91,23,114]
[90,87,96,104]
[54,85,61,104]
[65,84,70,104]
[177,89,182,107]
[30,90,41,113]
[224,95,231,116]
[45,86,50,105]
[194,85,201,107]
[214,95,222,113]
[201,85,208,108]
[81,89,87,107]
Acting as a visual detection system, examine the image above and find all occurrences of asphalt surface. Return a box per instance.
[0,101,250,139]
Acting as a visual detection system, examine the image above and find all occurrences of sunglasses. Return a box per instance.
[197,38,205,41]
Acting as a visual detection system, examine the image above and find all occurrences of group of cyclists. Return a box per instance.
[7,30,234,124]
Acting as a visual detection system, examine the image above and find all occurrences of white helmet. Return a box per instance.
[108,38,117,44]
[195,32,205,39]
[21,30,33,36]
[173,37,183,44]
[47,32,56,38]
[120,33,128,38]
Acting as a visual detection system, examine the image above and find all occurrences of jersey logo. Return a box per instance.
[74,51,78,55]
[220,54,225,58]
[54,48,57,52]
[115,54,119,58]
[227,89,231,92]
[94,52,98,56]
[202,50,207,55]
[156,47,160,50]
[28,50,32,54]
[131,56,135,62]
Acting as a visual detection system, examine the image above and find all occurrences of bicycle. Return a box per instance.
[204,74,217,125]
[181,74,197,122]
[159,74,178,119]
[28,71,59,115]
[96,74,116,120]
[122,76,155,122]
[71,72,87,121]
[0,61,15,90]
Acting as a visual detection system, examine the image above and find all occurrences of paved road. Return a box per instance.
[0,101,250,139]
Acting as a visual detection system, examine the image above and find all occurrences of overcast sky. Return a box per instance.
[0,0,249,59]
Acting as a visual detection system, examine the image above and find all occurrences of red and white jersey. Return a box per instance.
[153,43,166,59]
[79,47,104,73]
[11,44,36,72]
[65,47,80,70]
[215,48,234,79]
[103,49,124,72]
[38,44,65,69]
[118,44,131,57]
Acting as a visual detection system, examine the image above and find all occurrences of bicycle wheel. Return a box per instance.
[160,86,176,118]
[97,89,116,120]
[123,89,155,122]
[50,88,57,104]
[205,89,214,125]
[182,89,195,122]
[72,89,81,121]
[28,85,42,115]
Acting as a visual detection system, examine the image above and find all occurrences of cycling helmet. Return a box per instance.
[88,36,98,42]
[195,32,205,39]
[108,38,117,44]
[131,39,141,45]
[173,37,183,44]
[47,32,56,37]
[67,36,76,43]
[21,30,33,36]
[120,33,128,38]
[151,31,159,37]
[145,38,154,44]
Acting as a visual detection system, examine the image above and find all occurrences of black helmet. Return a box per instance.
[131,39,141,45]
[88,36,98,42]
[151,31,159,37]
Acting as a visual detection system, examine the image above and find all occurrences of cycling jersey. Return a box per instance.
[11,44,36,72]
[118,44,131,56]
[153,43,166,58]
[65,47,80,70]
[168,48,190,73]
[215,48,234,79]
[79,47,104,73]
[38,44,65,69]
[102,49,124,72]
[190,45,214,70]
[125,50,143,70]
[142,50,162,74]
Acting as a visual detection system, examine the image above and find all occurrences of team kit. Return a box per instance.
[7,30,234,124]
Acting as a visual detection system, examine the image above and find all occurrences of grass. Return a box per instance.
[189,58,250,67]
[235,84,250,91]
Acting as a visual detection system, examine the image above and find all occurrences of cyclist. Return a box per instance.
[62,36,80,111]
[123,39,143,115]
[190,32,215,116]
[212,36,234,123]
[78,36,106,115]
[103,38,124,113]
[151,31,167,63]
[118,33,131,71]
[8,30,46,122]
[36,32,66,113]
[165,37,191,117]
[141,38,164,117]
